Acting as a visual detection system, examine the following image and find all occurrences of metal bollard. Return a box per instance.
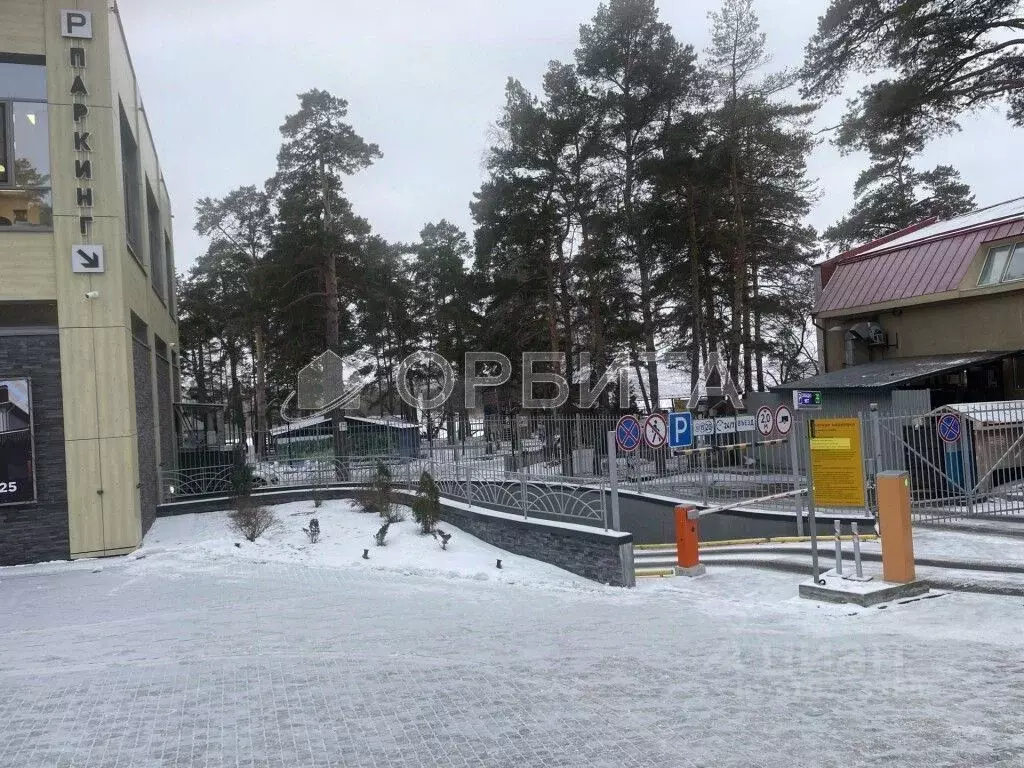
[852,521,864,579]
[834,519,843,576]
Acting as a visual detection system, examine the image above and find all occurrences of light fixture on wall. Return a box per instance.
[828,324,845,332]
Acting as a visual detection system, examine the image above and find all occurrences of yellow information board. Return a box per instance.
[809,418,866,507]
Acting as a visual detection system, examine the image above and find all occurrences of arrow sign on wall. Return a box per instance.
[71,244,105,273]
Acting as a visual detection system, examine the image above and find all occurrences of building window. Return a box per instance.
[165,233,176,318]
[978,242,1024,286]
[120,105,143,257]
[0,378,37,505]
[0,60,51,230]
[147,181,164,300]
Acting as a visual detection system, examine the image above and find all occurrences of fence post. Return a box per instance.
[806,428,822,584]
[465,464,473,510]
[870,403,883,515]
[698,446,709,507]
[789,424,803,537]
[833,519,843,576]
[607,431,621,531]
[520,475,528,520]
[851,521,864,579]
[959,427,973,516]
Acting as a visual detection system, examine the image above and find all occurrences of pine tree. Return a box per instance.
[802,0,1024,139]
[411,471,441,534]
[575,0,700,409]
[271,90,381,355]
[194,186,274,455]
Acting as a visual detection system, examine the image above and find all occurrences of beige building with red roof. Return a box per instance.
[794,199,1024,408]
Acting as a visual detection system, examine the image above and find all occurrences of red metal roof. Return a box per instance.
[818,199,1024,315]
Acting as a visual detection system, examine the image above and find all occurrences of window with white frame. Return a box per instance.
[0,59,51,229]
[978,242,1024,286]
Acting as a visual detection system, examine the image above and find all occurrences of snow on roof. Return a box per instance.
[346,415,419,429]
[934,400,1024,424]
[819,198,1024,315]
[856,197,1024,257]
[774,352,1012,390]
[271,413,419,436]
[270,414,330,435]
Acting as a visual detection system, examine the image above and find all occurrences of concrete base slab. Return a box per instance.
[799,571,929,606]
[674,564,707,577]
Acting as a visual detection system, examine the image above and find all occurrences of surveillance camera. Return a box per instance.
[84,290,100,299]
[169,342,177,348]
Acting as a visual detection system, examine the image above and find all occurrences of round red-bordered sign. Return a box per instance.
[615,415,642,452]
[642,413,668,448]
[774,405,793,436]
[756,406,775,437]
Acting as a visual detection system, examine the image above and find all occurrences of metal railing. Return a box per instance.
[163,403,1024,526]
[865,401,1024,522]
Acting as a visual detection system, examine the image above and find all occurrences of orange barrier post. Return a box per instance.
[877,471,916,583]
[674,505,705,576]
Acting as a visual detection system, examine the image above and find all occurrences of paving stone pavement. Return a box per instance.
[2,553,1024,767]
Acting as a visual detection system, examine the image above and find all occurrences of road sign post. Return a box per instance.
[606,431,621,531]
[789,418,803,536]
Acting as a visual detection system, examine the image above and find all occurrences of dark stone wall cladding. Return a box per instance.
[436,502,633,586]
[0,333,69,565]
[155,352,174,498]
[133,338,158,536]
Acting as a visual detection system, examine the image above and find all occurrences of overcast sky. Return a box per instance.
[118,0,1021,273]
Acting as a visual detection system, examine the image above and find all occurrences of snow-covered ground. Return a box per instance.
[2,500,1024,767]
[140,499,591,590]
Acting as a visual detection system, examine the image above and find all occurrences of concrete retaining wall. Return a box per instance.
[438,478,875,545]
[157,485,636,587]
[432,497,634,587]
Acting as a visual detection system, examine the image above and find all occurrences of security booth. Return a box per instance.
[342,416,420,458]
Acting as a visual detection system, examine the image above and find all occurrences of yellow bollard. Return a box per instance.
[876,471,916,583]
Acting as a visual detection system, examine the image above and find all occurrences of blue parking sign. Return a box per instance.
[668,412,693,448]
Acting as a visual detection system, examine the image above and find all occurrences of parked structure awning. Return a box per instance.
[774,351,1018,391]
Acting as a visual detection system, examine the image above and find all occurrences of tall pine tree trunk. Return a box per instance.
[729,151,747,390]
[687,185,704,394]
[742,269,753,394]
[321,161,340,355]
[753,268,765,391]
[253,325,268,458]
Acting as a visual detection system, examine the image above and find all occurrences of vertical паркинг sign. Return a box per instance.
[808,417,865,508]
[62,10,102,256]
[0,379,36,505]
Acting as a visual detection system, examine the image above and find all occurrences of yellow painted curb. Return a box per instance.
[636,570,675,578]
[636,534,880,551]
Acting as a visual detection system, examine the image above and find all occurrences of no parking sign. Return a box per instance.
[615,415,641,453]
[937,413,962,444]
